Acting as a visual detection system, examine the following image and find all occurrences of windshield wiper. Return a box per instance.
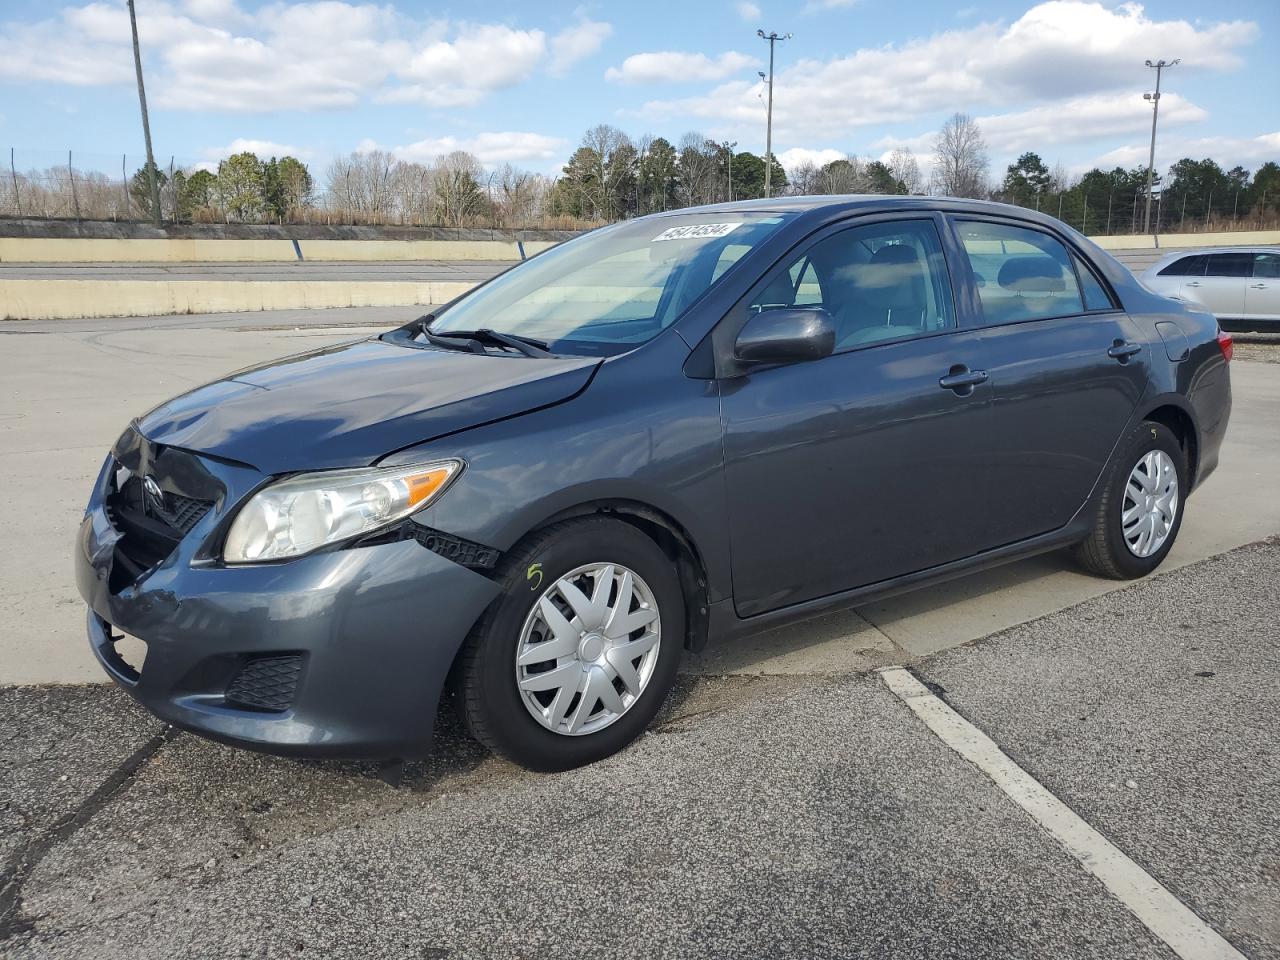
[420,324,553,359]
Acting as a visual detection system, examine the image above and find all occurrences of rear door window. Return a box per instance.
[1205,253,1253,278]
[1255,253,1280,279]
[955,220,1085,324]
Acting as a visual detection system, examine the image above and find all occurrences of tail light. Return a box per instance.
[1216,328,1233,362]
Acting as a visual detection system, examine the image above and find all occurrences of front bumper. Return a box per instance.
[75,431,500,760]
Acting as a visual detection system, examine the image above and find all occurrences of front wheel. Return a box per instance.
[456,517,684,772]
[1074,420,1187,580]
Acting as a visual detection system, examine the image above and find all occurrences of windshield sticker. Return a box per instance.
[651,222,742,242]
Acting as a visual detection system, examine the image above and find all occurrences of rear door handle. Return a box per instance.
[1185,281,1201,287]
[1107,341,1143,360]
[938,367,989,393]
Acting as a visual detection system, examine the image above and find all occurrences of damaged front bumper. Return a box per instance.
[74,427,500,760]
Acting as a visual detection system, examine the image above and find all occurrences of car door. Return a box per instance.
[1186,252,1250,319]
[717,214,994,618]
[949,217,1151,548]
[1246,252,1280,320]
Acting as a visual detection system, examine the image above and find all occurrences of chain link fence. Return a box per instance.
[5,146,1278,237]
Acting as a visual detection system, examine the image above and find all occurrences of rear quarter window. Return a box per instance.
[1073,255,1117,311]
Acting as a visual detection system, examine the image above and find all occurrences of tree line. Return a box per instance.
[3,114,1277,234]
[930,112,1280,234]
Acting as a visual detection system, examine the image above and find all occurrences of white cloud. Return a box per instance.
[202,138,309,161]
[549,18,612,76]
[0,3,602,113]
[980,91,1207,153]
[1093,131,1280,173]
[365,132,570,169]
[640,2,1256,142]
[735,2,762,21]
[385,23,547,108]
[606,51,758,85]
[776,147,846,172]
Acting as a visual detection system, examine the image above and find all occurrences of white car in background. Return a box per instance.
[1140,247,1280,328]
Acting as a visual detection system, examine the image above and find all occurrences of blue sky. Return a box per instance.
[0,0,1276,183]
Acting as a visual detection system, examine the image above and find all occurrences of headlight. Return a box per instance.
[222,459,461,564]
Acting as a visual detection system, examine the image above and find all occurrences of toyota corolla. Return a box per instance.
[75,196,1233,771]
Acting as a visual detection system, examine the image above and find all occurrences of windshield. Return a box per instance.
[425,211,796,356]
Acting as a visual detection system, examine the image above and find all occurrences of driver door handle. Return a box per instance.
[1250,283,1267,289]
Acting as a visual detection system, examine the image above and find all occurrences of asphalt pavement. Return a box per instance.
[2,537,1276,958]
[2,317,1278,685]
[1,311,1277,958]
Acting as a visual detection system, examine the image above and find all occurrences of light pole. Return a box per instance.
[723,140,737,201]
[1142,58,1178,235]
[127,0,163,226]
[757,29,791,198]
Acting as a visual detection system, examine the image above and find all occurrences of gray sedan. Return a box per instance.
[76,196,1233,771]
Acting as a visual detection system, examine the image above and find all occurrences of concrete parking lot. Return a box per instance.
[1,312,1277,958]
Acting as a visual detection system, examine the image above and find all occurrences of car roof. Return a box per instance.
[646,194,1089,236]
[1151,246,1280,261]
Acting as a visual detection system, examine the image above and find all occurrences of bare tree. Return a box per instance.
[431,151,487,228]
[787,161,819,195]
[889,148,923,194]
[931,113,989,199]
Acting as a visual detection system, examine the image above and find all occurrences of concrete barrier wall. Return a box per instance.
[3,230,1274,264]
[0,279,476,321]
[1090,230,1280,251]
[0,237,561,263]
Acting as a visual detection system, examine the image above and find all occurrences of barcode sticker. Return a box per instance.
[651,223,742,242]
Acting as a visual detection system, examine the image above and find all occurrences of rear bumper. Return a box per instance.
[75,439,500,760]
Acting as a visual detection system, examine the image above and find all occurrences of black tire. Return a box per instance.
[457,517,684,772]
[1073,420,1187,580]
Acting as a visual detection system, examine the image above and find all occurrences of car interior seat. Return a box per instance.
[992,256,1067,322]
[829,243,931,347]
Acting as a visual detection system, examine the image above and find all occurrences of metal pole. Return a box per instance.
[127,0,163,227]
[9,147,20,218]
[1204,188,1213,229]
[1082,193,1088,233]
[69,150,81,221]
[764,42,774,198]
[122,154,128,219]
[1142,58,1178,234]
[757,30,790,199]
[1106,191,1113,234]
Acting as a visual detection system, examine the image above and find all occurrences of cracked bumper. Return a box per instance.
[75,443,501,760]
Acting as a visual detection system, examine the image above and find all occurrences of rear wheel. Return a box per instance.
[457,517,683,772]
[1074,420,1186,580]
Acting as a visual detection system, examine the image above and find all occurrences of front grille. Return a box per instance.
[105,463,214,592]
[225,655,305,712]
[153,491,212,535]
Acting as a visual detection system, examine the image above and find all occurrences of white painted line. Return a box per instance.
[878,666,1246,960]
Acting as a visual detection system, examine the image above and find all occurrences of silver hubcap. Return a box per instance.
[515,562,661,736]
[1122,449,1179,558]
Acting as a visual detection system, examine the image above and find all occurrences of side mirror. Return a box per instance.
[734,307,836,366]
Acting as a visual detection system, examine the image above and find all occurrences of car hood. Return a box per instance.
[136,337,600,473]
